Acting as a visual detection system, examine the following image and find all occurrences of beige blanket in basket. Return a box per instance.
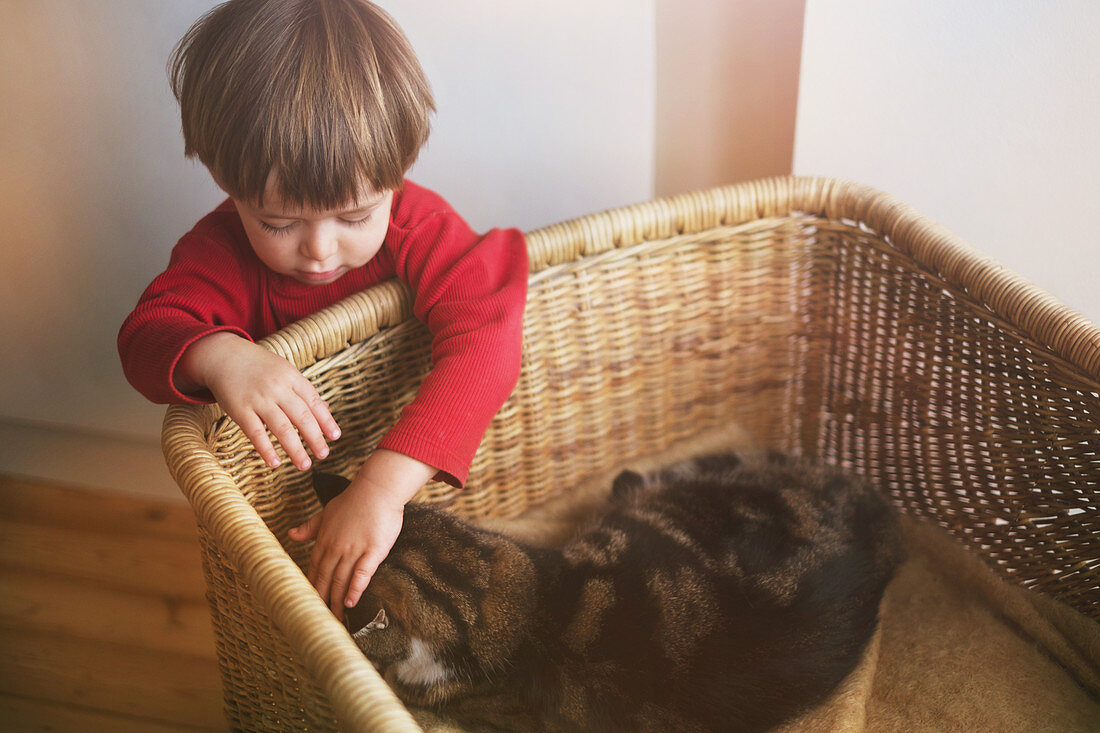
[777,516,1100,733]
[413,429,1100,732]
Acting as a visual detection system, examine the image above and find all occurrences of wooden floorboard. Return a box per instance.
[0,475,227,731]
[0,629,225,730]
[0,520,209,598]
[0,475,200,541]
[0,566,217,659]
[0,694,209,733]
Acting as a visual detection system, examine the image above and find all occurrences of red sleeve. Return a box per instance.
[117,232,258,405]
[380,205,528,487]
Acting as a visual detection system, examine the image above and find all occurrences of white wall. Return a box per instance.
[0,1,655,497]
[794,0,1100,322]
[400,1,656,229]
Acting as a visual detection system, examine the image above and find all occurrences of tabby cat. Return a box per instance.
[313,451,903,732]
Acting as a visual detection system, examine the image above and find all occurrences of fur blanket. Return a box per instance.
[413,429,1100,732]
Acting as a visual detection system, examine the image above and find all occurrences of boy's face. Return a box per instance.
[231,179,394,286]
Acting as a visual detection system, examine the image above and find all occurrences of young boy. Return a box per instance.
[118,0,527,621]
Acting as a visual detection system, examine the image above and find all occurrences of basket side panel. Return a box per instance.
[812,222,1100,616]
[196,524,340,731]
[462,216,834,516]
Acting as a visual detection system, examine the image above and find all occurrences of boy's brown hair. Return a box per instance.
[170,0,434,209]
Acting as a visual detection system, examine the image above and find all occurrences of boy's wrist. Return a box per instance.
[350,449,436,508]
[175,331,246,392]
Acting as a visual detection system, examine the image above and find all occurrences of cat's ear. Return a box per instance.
[612,469,646,499]
[352,608,389,640]
[312,471,352,507]
[366,608,388,630]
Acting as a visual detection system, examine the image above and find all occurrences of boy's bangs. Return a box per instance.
[260,98,406,211]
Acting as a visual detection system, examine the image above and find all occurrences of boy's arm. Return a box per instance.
[118,232,257,404]
[383,210,529,486]
[120,231,339,469]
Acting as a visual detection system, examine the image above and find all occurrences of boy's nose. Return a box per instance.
[301,229,338,261]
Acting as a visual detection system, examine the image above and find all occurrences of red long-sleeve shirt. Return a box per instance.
[118,181,528,486]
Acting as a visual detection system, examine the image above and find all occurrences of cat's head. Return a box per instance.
[343,552,460,706]
[311,472,539,706]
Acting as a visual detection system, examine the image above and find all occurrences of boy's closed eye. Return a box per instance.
[259,220,296,235]
[258,213,376,235]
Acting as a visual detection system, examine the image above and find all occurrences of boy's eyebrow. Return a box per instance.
[257,194,388,219]
[338,198,386,215]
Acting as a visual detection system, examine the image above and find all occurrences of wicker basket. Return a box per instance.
[162,177,1100,732]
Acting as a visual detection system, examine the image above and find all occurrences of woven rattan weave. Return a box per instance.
[162,177,1100,731]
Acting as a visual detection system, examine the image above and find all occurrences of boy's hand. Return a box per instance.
[178,332,341,470]
[288,450,435,620]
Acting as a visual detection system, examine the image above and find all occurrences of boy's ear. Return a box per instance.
[312,471,352,507]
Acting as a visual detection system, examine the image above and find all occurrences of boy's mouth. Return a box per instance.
[296,267,344,284]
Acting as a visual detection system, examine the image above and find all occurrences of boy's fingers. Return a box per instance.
[310,549,339,606]
[238,414,281,467]
[297,383,341,442]
[289,513,321,541]
[261,407,312,471]
[321,409,341,442]
[329,559,355,621]
[286,397,330,463]
[345,557,379,609]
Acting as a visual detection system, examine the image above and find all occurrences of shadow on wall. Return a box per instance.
[655,0,806,195]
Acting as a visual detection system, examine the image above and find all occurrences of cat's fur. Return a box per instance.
[314,451,903,732]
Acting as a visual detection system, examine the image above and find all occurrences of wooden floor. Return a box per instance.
[0,474,227,731]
